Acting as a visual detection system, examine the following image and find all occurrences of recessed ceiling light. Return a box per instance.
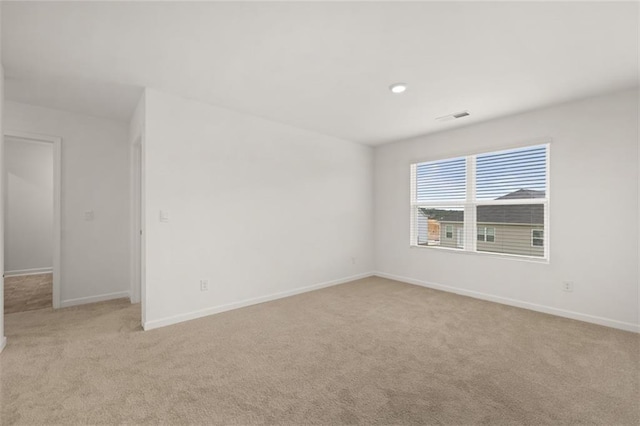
[389,83,407,94]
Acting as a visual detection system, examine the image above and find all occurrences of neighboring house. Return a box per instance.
[428,219,440,242]
[419,189,545,257]
[416,218,441,245]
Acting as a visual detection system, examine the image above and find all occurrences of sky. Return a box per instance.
[416,145,547,203]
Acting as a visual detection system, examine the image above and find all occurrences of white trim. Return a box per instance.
[60,291,130,308]
[52,135,62,309]
[143,272,374,331]
[474,198,548,206]
[129,139,142,304]
[413,200,466,207]
[373,271,639,333]
[409,164,417,246]
[4,267,53,277]
[4,130,62,309]
[544,143,551,260]
[409,243,549,263]
[466,155,476,252]
[0,336,6,353]
[136,91,147,328]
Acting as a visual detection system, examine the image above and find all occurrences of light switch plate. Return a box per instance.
[159,210,169,223]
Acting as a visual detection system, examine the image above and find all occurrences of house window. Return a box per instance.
[478,227,495,243]
[486,227,495,242]
[445,225,453,239]
[410,143,549,259]
[532,229,544,247]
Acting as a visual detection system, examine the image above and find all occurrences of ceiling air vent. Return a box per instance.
[436,110,470,122]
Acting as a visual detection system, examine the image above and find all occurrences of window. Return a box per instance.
[486,227,495,243]
[532,229,544,247]
[410,143,549,259]
[477,227,495,243]
[411,155,466,249]
[445,225,453,239]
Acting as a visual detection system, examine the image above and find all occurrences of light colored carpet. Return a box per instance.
[1,276,638,425]
[3,273,52,314]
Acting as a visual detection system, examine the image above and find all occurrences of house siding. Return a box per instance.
[477,224,544,257]
[440,223,464,249]
[439,222,544,257]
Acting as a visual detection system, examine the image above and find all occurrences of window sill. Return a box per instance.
[409,244,549,264]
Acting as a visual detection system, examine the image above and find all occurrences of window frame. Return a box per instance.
[409,142,550,262]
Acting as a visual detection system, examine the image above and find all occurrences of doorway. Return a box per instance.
[130,135,146,330]
[3,131,61,312]
[130,139,142,305]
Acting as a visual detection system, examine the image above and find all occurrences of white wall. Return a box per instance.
[4,138,53,273]
[3,101,130,306]
[375,89,639,331]
[142,89,373,329]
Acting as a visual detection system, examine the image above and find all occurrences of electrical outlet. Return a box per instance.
[200,280,209,292]
[562,281,574,292]
[351,257,357,265]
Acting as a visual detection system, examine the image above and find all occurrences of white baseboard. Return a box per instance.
[0,336,6,353]
[60,291,130,308]
[4,267,53,277]
[142,272,374,331]
[374,271,639,333]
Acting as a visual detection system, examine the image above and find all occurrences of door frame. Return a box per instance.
[129,138,142,304]
[4,130,62,309]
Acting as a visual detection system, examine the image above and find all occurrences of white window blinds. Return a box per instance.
[476,145,547,201]
[415,157,466,202]
[411,156,467,249]
[410,143,549,259]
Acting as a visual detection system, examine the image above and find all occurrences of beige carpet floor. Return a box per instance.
[4,273,52,314]
[1,276,638,425]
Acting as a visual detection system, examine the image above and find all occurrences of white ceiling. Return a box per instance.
[2,1,638,145]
